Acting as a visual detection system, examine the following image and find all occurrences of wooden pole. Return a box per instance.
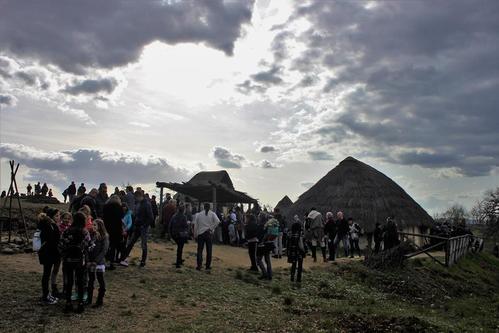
[212,186,217,212]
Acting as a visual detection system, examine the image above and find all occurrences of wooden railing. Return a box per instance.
[398,232,482,267]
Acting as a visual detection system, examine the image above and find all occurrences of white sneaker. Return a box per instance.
[119,260,129,267]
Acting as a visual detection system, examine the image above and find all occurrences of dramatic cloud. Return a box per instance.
[259,145,277,153]
[64,78,118,95]
[212,146,245,169]
[0,0,254,73]
[250,65,283,85]
[0,94,17,107]
[267,0,499,176]
[308,151,334,161]
[0,143,189,189]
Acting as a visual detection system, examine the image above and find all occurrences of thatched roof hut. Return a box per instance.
[275,195,293,213]
[285,156,433,232]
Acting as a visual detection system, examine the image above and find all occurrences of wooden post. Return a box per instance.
[212,186,217,212]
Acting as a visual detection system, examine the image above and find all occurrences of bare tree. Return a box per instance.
[471,188,499,236]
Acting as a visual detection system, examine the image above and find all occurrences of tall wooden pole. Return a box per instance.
[212,186,217,212]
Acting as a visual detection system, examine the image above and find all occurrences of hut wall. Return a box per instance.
[401,225,429,247]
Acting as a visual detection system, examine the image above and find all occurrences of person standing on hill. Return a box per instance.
[120,190,153,268]
[169,203,189,268]
[193,203,220,271]
[48,189,53,198]
[70,186,86,213]
[383,216,399,250]
[333,211,349,259]
[35,182,41,195]
[103,195,124,270]
[308,208,327,262]
[37,211,61,305]
[41,183,49,196]
[348,218,362,258]
[324,212,337,261]
[150,195,158,228]
[78,183,86,195]
[95,183,108,219]
[27,183,32,196]
[67,181,77,203]
[373,223,383,254]
[81,189,98,219]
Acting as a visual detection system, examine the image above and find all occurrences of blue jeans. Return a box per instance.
[333,234,349,259]
[122,224,149,264]
[197,231,213,269]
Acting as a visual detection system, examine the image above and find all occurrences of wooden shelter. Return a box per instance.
[156,170,257,210]
[285,156,433,235]
[275,195,293,213]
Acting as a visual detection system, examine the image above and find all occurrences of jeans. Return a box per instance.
[273,232,283,256]
[42,262,56,299]
[122,224,149,264]
[248,241,258,270]
[257,249,272,279]
[197,231,213,269]
[63,262,84,303]
[333,234,349,259]
[88,269,105,299]
[51,258,61,288]
[175,238,186,266]
[290,257,303,282]
[328,236,336,260]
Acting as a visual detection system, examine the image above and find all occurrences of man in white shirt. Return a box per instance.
[193,203,220,271]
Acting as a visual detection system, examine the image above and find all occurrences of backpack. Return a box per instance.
[32,229,42,252]
[62,231,85,263]
[265,218,280,240]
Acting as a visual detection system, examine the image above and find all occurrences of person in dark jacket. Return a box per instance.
[169,204,189,268]
[87,219,109,307]
[70,186,86,213]
[160,199,176,239]
[41,183,49,196]
[287,221,306,283]
[78,183,86,194]
[333,211,349,259]
[67,181,77,203]
[80,189,98,219]
[59,212,91,313]
[103,195,124,270]
[120,190,153,267]
[37,211,61,304]
[324,212,337,261]
[383,216,399,250]
[150,195,158,228]
[373,223,383,254]
[245,214,259,271]
[95,183,109,219]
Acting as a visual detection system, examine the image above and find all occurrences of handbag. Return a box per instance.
[32,229,42,252]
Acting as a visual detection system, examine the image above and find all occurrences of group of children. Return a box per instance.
[37,206,109,313]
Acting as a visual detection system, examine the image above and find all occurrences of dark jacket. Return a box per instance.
[80,195,97,218]
[337,218,349,237]
[151,200,159,217]
[103,201,124,242]
[70,194,85,213]
[68,184,76,195]
[88,234,109,265]
[245,220,259,240]
[169,212,188,239]
[134,199,154,227]
[374,226,383,243]
[37,217,60,265]
[324,218,337,239]
[59,227,90,264]
[95,193,109,218]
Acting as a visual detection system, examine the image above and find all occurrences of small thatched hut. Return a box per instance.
[286,157,433,241]
[275,195,293,213]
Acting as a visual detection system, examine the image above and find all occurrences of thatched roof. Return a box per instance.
[285,156,433,232]
[157,170,257,204]
[275,195,293,212]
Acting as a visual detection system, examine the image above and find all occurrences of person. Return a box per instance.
[348,218,362,258]
[273,208,285,259]
[0,190,6,198]
[120,190,153,268]
[41,183,49,196]
[228,209,238,246]
[383,216,399,250]
[324,212,337,261]
[87,219,109,307]
[333,211,349,259]
[67,181,77,203]
[80,189,98,219]
[193,203,220,271]
[95,183,108,219]
[161,199,176,239]
[27,183,32,196]
[124,186,135,216]
[79,205,94,231]
[287,220,306,283]
[37,211,61,304]
[245,214,259,272]
[59,212,91,313]
[308,208,327,262]
[59,212,73,234]
[48,189,53,198]
[35,182,41,195]
[103,195,124,270]
[120,202,133,262]
[169,203,189,268]
[78,183,86,195]
[150,195,158,228]
[373,222,383,254]
[256,215,277,280]
[62,189,68,203]
[114,187,120,196]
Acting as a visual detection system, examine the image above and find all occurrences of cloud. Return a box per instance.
[64,78,118,95]
[258,159,278,169]
[250,65,283,85]
[0,142,189,189]
[0,94,17,107]
[212,146,245,169]
[259,145,278,153]
[0,0,254,73]
[308,151,334,161]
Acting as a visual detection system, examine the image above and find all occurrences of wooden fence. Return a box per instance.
[399,232,482,267]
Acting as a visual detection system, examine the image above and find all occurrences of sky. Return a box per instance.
[0,0,498,215]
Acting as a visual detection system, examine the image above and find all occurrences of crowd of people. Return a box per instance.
[25,182,54,198]
[35,181,406,313]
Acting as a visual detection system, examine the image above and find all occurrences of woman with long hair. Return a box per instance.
[87,219,109,307]
[37,210,61,304]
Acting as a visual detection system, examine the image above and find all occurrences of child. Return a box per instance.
[37,211,61,304]
[87,219,109,307]
[59,212,91,313]
[287,221,306,283]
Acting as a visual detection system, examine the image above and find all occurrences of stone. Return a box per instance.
[1,247,15,255]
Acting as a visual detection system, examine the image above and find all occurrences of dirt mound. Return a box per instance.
[337,313,438,333]
[364,241,415,269]
[24,195,60,204]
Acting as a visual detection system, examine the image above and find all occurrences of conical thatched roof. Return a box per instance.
[275,195,293,212]
[286,156,433,232]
